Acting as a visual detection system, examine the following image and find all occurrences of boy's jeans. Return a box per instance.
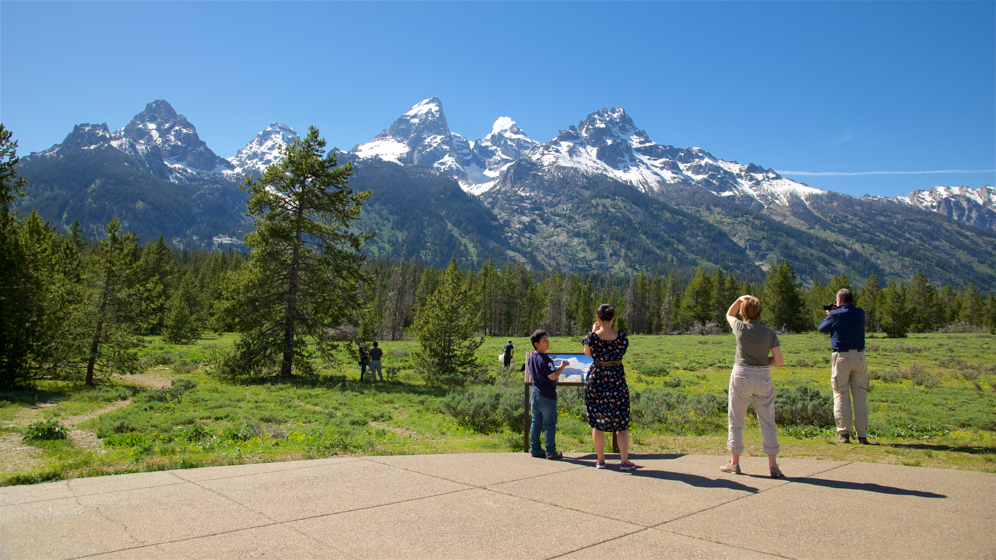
[727,365,780,456]
[530,392,558,456]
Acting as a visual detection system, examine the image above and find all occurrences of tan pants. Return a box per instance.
[831,350,868,438]
[727,365,780,456]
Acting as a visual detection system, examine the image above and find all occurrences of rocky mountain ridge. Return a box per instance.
[871,185,996,233]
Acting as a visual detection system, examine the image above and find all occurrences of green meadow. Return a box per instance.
[2,332,994,485]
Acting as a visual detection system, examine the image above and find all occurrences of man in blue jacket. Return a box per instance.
[818,289,869,445]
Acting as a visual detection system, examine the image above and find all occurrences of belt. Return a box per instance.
[831,349,864,352]
[593,360,622,367]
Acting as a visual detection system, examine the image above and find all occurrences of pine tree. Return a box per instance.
[959,283,985,327]
[861,274,882,333]
[0,125,53,388]
[710,268,729,332]
[163,271,205,344]
[659,273,679,334]
[384,250,419,340]
[411,258,483,386]
[762,260,805,332]
[878,281,911,338]
[908,273,941,333]
[984,293,996,334]
[680,266,713,329]
[65,219,152,386]
[223,127,372,377]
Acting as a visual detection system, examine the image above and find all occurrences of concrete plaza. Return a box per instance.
[2,453,994,559]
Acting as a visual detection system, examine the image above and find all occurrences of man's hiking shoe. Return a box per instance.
[835,434,850,444]
[719,462,741,474]
[595,460,606,469]
[770,464,784,478]
[546,451,563,460]
[531,450,546,458]
[858,437,869,445]
[619,460,637,471]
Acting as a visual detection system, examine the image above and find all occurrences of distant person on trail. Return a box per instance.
[528,329,569,460]
[503,339,514,368]
[721,295,785,478]
[818,288,869,445]
[583,304,636,471]
[369,342,384,382]
[358,343,369,382]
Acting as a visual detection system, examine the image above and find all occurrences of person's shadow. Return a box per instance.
[564,454,762,493]
[563,454,947,498]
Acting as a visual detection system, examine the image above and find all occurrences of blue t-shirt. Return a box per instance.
[529,352,558,400]
[818,304,866,351]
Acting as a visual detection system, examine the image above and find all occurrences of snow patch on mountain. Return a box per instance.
[874,185,996,232]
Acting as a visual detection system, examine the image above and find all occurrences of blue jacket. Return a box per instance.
[818,304,866,351]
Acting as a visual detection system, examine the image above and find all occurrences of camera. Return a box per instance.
[822,303,838,312]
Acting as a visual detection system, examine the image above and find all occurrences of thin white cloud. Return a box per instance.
[777,169,996,176]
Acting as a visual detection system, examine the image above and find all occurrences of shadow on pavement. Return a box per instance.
[562,454,760,493]
[783,477,947,498]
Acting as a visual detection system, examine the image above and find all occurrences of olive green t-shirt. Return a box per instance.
[732,319,780,367]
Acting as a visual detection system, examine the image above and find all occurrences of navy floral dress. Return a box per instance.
[583,331,630,432]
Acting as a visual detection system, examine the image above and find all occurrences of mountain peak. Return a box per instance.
[227,123,300,179]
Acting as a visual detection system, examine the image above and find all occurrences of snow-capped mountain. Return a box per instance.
[462,117,539,195]
[881,185,996,233]
[350,97,485,186]
[510,107,824,208]
[28,100,233,183]
[226,123,300,179]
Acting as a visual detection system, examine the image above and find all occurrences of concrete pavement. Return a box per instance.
[2,453,994,559]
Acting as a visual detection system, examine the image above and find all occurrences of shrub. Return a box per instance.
[442,383,524,433]
[774,385,834,427]
[937,322,986,334]
[687,322,722,335]
[22,419,69,441]
[629,388,726,435]
[638,364,670,378]
[899,362,939,387]
[143,379,197,404]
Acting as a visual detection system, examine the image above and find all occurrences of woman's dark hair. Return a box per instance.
[596,304,615,321]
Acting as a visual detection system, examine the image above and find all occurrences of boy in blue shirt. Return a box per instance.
[528,329,568,459]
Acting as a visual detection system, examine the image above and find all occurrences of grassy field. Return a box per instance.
[2,331,994,485]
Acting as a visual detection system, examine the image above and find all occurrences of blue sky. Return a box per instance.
[1,1,993,198]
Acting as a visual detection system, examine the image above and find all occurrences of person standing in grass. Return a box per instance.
[583,304,636,471]
[358,343,369,381]
[503,339,514,368]
[528,329,569,460]
[368,342,384,382]
[721,295,785,478]
[818,288,868,445]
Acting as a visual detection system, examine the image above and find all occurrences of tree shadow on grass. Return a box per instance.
[228,375,451,398]
[886,443,996,455]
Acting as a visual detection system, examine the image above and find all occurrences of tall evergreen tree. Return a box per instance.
[0,125,51,387]
[680,266,713,328]
[861,274,882,333]
[65,219,152,386]
[959,283,985,327]
[908,273,942,333]
[878,281,911,338]
[384,250,419,340]
[411,258,483,385]
[223,127,372,377]
[163,271,206,344]
[762,260,805,332]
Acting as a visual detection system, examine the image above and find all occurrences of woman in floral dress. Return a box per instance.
[583,304,635,471]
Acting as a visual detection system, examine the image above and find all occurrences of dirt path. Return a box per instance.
[1,372,178,476]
